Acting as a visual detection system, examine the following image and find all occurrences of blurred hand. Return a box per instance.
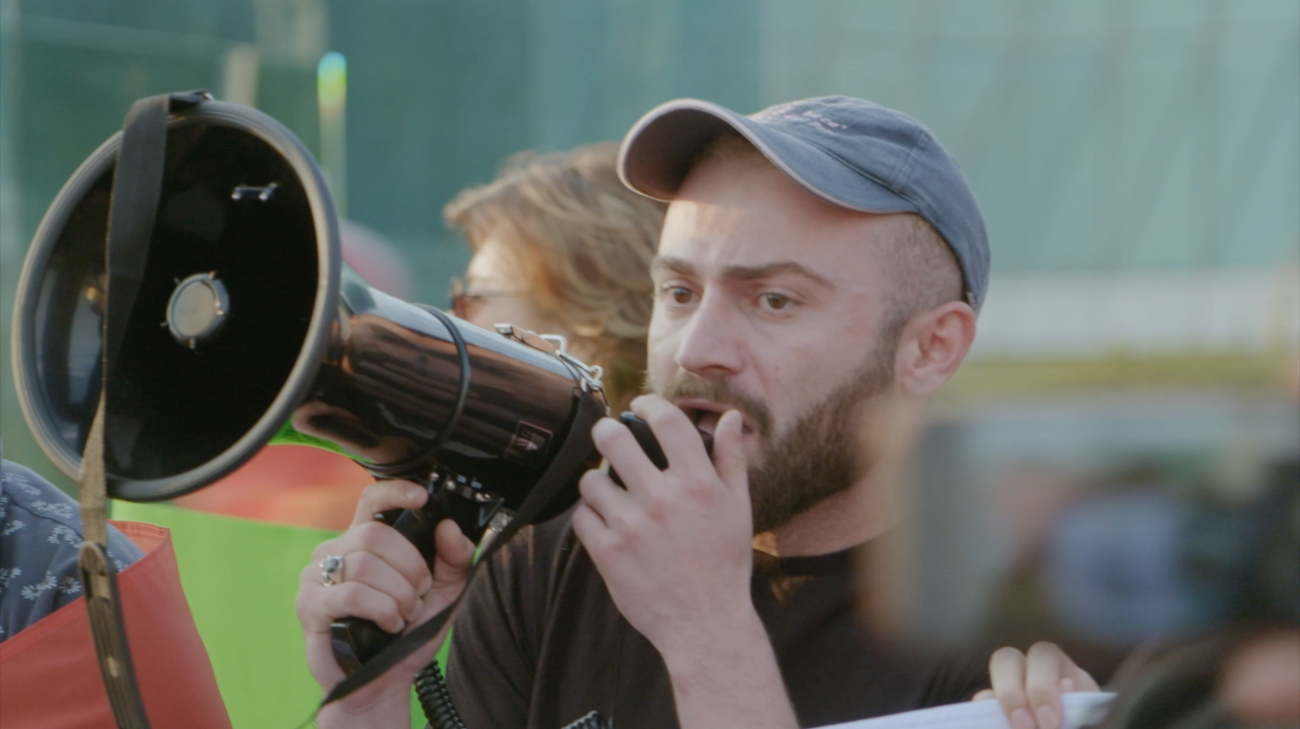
[972,642,1100,729]
[1221,629,1300,725]
[295,480,474,729]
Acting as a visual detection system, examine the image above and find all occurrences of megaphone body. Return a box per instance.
[11,99,624,673]
[11,99,605,516]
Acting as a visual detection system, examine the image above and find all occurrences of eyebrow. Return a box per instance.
[652,255,834,288]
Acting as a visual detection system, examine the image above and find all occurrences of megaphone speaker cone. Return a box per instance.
[12,102,341,500]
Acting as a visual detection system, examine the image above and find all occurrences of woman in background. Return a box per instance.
[445,141,664,414]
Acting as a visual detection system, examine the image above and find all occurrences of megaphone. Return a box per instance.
[11,96,633,676]
[11,98,609,518]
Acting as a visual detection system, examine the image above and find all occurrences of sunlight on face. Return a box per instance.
[646,157,906,453]
[461,235,567,338]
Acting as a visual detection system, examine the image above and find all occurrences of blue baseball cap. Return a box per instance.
[618,96,990,312]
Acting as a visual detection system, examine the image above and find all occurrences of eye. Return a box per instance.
[667,286,693,304]
[760,293,791,311]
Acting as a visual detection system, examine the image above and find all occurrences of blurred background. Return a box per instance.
[1,0,1297,717]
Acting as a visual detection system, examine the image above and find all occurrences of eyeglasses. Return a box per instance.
[448,276,526,319]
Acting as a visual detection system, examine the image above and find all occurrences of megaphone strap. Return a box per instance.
[100,90,211,378]
[321,387,609,709]
[77,89,212,729]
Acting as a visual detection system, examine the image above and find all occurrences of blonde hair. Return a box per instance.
[444,142,666,412]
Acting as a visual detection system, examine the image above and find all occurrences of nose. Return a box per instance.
[673,291,744,378]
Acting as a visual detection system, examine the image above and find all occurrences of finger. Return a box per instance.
[1064,661,1099,693]
[630,395,713,471]
[430,519,474,593]
[330,520,433,595]
[1222,632,1300,725]
[1024,642,1077,729]
[351,480,428,527]
[298,569,408,635]
[334,551,424,621]
[988,647,1035,729]
[571,501,614,555]
[712,410,749,503]
[972,688,994,702]
[591,417,661,492]
[578,468,634,524]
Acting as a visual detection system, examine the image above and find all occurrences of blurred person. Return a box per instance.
[444,141,664,413]
[297,97,1097,729]
[981,463,1199,683]
[0,441,231,726]
[0,442,143,641]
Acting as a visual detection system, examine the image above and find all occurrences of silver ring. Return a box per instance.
[320,554,345,587]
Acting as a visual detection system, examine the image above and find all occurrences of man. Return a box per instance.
[298,97,1096,729]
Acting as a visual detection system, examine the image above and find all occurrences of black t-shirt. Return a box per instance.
[446,512,989,729]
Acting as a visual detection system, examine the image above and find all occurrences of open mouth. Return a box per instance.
[679,400,747,436]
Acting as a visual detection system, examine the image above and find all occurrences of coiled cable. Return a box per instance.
[415,660,610,729]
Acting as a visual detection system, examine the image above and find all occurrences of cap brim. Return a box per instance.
[618,99,915,217]
[618,100,743,201]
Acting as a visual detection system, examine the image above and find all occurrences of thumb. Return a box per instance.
[432,519,474,585]
[713,409,749,503]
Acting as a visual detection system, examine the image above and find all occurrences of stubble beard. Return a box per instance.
[650,341,896,535]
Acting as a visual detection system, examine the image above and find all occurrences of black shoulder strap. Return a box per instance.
[321,388,607,708]
[78,89,209,729]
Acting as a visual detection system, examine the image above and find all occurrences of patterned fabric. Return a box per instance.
[0,441,143,643]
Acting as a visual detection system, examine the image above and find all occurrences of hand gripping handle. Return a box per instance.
[329,489,453,674]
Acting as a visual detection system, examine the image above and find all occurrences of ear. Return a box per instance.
[893,301,976,397]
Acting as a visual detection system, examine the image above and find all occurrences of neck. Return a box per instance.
[751,479,897,558]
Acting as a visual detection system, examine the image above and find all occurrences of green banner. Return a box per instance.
[110,501,431,728]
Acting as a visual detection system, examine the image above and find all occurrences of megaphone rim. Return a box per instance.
[11,99,343,501]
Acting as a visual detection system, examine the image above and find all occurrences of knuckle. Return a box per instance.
[645,408,678,431]
[396,590,419,617]
[591,419,625,449]
[357,482,388,506]
[346,551,375,576]
[641,495,668,522]
[310,538,340,562]
[351,521,389,551]
[611,512,645,543]
[1027,683,1058,705]
[333,582,367,610]
[578,469,605,496]
[680,474,715,500]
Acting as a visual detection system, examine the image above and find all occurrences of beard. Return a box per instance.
[650,340,896,534]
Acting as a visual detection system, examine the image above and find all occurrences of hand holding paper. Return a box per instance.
[813,693,1116,729]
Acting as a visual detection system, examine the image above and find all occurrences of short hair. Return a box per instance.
[694,133,964,330]
[444,142,666,412]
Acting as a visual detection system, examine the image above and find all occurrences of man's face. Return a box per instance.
[646,157,907,532]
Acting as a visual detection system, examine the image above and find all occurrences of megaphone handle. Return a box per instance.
[329,492,450,674]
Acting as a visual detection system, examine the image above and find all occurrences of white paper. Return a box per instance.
[812,692,1116,729]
